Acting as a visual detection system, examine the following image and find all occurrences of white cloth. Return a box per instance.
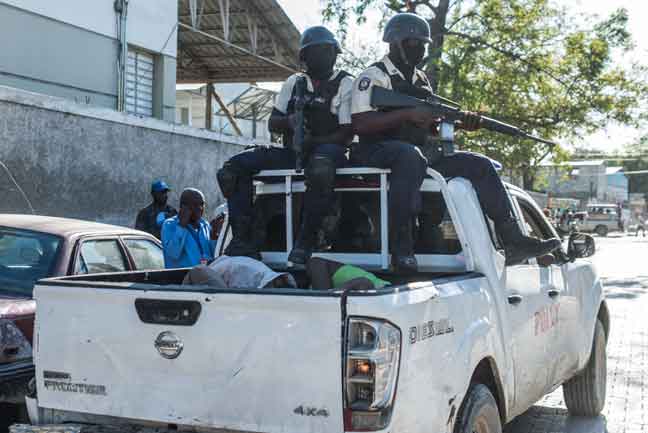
[273,71,354,125]
[351,55,432,115]
[183,256,297,289]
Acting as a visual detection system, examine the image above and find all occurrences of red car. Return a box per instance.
[0,215,164,427]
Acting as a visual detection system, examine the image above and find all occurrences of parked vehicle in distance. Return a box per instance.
[0,215,164,429]
[25,168,607,433]
[579,204,623,236]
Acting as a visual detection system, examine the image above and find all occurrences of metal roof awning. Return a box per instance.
[177,0,301,83]
[221,86,277,120]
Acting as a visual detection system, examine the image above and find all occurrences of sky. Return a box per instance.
[276,0,648,152]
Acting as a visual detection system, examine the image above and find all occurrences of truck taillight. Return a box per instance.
[344,318,401,431]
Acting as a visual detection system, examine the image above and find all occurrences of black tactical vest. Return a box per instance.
[358,61,434,146]
[283,71,351,146]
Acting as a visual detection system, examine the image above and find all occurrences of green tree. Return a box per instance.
[323,0,647,189]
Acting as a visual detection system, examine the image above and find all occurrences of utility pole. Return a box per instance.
[115,0,129,112]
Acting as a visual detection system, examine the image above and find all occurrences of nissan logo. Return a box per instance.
[154,331,183,359]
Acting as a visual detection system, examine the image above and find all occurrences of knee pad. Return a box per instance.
[305,155,337,193]
[217,163,240,199]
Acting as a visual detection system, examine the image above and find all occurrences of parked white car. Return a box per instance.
[23,168,608,433]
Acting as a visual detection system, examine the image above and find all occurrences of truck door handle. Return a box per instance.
[507,294,523,305]
[548,289,560,299]
[135,299,202,326]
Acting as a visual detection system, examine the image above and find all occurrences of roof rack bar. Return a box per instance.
[285,174,294,266]
[380,172,389,269]
[250,166,474,272]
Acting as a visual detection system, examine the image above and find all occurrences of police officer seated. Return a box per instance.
[217,26,354,264]
[350,13,560,273]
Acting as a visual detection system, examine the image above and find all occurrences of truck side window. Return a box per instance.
[516,199,554,241]
[252,191,463,255]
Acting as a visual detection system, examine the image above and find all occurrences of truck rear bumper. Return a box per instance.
[23,398,276,433]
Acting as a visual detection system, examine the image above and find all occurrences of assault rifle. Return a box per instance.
[370,86,556,147]
[291,75,308,171]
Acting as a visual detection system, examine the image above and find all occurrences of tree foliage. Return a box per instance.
[323,0,647,189]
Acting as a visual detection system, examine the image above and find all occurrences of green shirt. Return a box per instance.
[331,265,390,289]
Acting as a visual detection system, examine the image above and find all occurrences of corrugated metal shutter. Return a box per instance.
[126,49,154,117]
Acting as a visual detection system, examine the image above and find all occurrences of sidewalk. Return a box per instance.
[505,276,648,433]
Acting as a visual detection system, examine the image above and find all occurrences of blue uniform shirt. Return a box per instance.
[161,216,214,268]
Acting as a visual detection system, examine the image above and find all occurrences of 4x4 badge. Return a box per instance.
[294,405,329,417]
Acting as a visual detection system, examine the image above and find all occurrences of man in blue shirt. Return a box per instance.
[161,188,214,268]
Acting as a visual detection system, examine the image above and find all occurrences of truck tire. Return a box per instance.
[563,319,607,416]
[453,384,502,433]
[595,225,608,237]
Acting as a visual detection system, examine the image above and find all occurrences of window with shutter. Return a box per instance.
[126,49,154,117]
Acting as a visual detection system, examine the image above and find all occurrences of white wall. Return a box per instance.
[2,0,177,57]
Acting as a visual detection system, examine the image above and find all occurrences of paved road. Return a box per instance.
[505,233,648,433]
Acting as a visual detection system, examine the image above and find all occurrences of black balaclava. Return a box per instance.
[302,44,337,80]
[389,39,426,81]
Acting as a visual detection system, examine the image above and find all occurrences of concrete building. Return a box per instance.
[0,0,179,121]
[0,0,302,225]
[606,166,630,204]
[540,160,629,206]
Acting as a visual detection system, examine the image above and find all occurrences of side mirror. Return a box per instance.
[568,232,595,260]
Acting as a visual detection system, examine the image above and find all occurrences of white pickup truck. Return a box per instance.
[23,167,608,433]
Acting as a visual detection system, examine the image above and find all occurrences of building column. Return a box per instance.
[153,54,177,122]
[205,83,214,130]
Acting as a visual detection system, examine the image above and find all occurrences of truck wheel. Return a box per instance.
[595,225,608,237]
[563,320,607,416]
[453,384,502,433]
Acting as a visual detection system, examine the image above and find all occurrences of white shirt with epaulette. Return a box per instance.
[273,70,355,125]
[351,55,433,115]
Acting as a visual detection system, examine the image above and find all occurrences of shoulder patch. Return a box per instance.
[358,77,371,91]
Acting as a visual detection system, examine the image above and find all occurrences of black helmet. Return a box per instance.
[383,13,433,44]
[299,26,342,55]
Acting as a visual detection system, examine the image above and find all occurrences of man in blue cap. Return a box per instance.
[135,180,178,239]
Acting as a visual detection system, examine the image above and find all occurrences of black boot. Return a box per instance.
[225,215,261,260]
[391,222,418,274]
[498,219,561,266]
[288,225,316,265]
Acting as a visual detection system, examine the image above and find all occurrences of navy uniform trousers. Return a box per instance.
[226,144,347,222]
[352,140,513,229]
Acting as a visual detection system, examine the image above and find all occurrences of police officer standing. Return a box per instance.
[351,13,560,272]
[217,26,354,263]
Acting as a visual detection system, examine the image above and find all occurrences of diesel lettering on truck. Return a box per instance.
[409,318,455,344]
[43,380,107,396]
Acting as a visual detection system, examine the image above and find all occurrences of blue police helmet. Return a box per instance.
[383,13,433,44]
[299,26,342,55]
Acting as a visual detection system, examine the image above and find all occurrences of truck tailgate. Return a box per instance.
[34,284,344,433]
